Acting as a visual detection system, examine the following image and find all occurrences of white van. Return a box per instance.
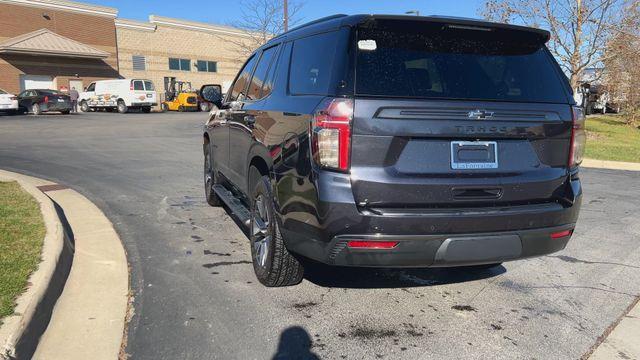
[79,79,157,113]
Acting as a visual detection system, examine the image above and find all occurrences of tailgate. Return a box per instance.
[350,99,573,207]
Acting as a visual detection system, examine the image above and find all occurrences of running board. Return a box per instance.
[212,184,251,228]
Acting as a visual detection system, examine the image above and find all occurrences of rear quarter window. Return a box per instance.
[289,31,342,95]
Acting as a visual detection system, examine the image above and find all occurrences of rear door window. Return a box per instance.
[133,80,144,91]
[355,22,568,103]
[289,31,342,95]
[144,81,154,91]
[246,45,280,100]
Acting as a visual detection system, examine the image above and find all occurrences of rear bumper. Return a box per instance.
[280,170,582,267]
[323,225,573,267]
[0,101,18,111]
[131,102,157,107]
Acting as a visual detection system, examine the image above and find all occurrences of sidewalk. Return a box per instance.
[0,170,129,360]
[582,158,640,172]
[589,297,640,360]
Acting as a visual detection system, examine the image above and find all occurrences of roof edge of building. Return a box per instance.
[148,15,252,38]
[115,18,157,32]
[0,0,118,18]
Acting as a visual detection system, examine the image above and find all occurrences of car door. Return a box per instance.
[82,82,95,103]
[18,90,35,109]
[210,55,259,182]
[132,80,145,105]
[228,44,281,194]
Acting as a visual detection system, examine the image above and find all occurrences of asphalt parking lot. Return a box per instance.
[1,111,639,360]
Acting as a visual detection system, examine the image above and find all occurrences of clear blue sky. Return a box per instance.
[81,0,486,27]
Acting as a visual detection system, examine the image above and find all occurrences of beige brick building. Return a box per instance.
[116,15,251,100]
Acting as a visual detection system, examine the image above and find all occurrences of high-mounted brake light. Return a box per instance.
[310,98,353,172]
[347,241,399,249]
[569,106,586,168]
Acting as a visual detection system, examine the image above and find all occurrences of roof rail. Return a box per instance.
[270,14,348,41]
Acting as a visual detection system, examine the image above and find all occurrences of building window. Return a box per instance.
[197,60,217,73]
[169,58,191,71]
[132,55,146,71]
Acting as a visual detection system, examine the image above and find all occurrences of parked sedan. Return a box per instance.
[17,89,72,115]
[0,88,19,115]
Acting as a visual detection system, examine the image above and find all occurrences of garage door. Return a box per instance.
[20,75,53,91]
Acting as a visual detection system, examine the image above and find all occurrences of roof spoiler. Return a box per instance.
[357,15,551,44]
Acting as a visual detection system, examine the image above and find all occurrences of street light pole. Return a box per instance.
[284,0,289,32]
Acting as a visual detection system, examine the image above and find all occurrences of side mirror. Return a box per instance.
[200,84,223,108]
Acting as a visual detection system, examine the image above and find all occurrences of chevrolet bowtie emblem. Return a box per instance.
[468,110,494,119]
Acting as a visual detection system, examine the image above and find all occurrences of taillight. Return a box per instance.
[310,98,353,172]
[10,96,17,100]
[130,82,134,90]
[569,106,586,168]
[44,96,49,103]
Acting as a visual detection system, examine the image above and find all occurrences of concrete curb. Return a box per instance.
[0,170,73,360]
[582,158,640,172]
[31,177,129,360]
[587,296,640,360]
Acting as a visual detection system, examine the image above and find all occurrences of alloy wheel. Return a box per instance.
[204,151,212,193]
[251,194,271,269]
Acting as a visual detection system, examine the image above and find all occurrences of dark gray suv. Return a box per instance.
[202,15,584,287]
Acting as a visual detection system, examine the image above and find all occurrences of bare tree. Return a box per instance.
[603,1,640,124]
[226,0,304,60]
[480,0,627,89]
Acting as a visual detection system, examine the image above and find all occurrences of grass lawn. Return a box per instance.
[0,181,45,323]
[585,115,640,163]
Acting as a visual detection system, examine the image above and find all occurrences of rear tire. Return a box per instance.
[249,168,304,287]
[117,101,128,114]
[61,110,70,115]
[204,143,222,207]
[142,106,151,113]
[31,103,41,115]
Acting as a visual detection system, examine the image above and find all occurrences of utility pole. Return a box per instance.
[284,0,289,31]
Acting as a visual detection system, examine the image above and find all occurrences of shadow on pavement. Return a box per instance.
[272,326,320,360]
[302,261,506,289]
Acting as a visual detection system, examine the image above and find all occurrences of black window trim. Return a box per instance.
[245,43,282,103]
[225,54,258,104]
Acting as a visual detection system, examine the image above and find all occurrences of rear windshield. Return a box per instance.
[355,22,568,103]
[0,89,6,94]
[38,90,62,95]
